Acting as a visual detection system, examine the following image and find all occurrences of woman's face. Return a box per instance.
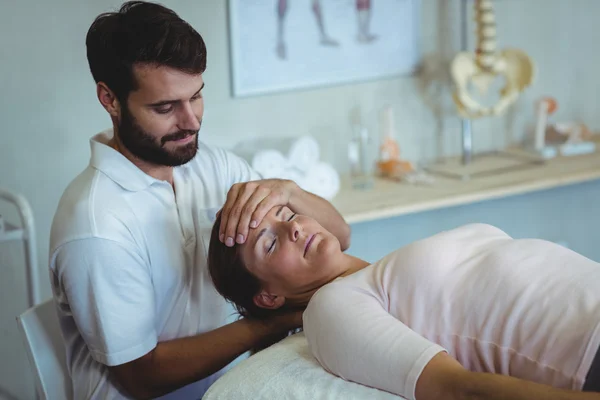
[240,206,344,297]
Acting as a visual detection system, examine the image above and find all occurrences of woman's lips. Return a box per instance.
[304,234,316,257]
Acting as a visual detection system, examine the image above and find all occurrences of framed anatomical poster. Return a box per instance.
[228,0,421,97]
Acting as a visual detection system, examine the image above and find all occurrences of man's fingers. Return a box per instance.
[219,184,242,243]
[236,187,270,244]
[250,194,280,231]
[224,184,257,247]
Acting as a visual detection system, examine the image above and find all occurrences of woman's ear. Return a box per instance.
[253,290,285,310]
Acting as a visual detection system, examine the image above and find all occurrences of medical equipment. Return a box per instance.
[424,0,542,180]
[451,0,535,119]
[0,187,40,400]
[0,187,39,308]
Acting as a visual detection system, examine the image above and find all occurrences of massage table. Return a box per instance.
[203,332,404,399]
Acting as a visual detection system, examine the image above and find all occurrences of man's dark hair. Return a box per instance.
[85,1,207,102]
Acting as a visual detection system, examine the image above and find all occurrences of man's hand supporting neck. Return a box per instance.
[109,311,301,399]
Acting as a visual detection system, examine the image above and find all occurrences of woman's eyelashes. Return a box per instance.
[268,238,276,254]
[266,213,297,254]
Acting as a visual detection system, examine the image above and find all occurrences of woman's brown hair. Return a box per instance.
[208,213,281,319]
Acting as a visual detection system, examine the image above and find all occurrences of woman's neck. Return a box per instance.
[287,254,370,308]
[338,253,371,278]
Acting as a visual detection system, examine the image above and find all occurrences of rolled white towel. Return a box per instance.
[251,149,288,179]
[280,166,306,187]
[302,162,340,200]
[287,135,320,172]
[235,136,320,172]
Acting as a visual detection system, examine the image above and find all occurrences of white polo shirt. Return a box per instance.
[49,129,260,399]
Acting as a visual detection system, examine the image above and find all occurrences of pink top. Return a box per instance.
[303,223,600,400]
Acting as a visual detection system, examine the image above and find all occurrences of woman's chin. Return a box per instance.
[311,235,342,263]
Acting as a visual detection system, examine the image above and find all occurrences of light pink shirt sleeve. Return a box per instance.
[303,284,446,400]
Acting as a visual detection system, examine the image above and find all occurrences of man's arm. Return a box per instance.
[417,352,600,400]
[55,238,301,399]
[110,312,301,399]
[218,179,351,251]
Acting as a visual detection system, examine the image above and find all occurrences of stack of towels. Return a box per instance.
[234,135,340,200]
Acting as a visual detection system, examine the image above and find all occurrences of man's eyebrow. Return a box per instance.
[146,83,205,107]
[275,205,285,217]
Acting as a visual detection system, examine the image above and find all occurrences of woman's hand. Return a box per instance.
[416,352,600,400]
[219,179,297,247]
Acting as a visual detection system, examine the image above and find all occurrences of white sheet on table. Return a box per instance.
[202,332,404,400]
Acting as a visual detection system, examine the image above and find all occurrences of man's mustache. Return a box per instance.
[162,130,197,144]
[161,119,202,145]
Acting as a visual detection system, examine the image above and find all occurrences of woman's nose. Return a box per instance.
[288,220,300,241]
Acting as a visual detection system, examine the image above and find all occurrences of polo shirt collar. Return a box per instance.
[89,129,159,192]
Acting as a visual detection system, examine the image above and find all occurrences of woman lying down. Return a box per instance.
[208,205,600,400]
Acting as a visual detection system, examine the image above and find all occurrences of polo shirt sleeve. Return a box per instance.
[53,237,157,367]
[303,285,447,400]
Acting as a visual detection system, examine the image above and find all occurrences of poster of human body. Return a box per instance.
[229,0,421,97]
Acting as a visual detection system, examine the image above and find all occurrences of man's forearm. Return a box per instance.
[463,372,600,400]
[114,317,285,399]
[288,183,351,250]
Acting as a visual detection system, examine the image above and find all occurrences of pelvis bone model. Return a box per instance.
[451,0,536,119]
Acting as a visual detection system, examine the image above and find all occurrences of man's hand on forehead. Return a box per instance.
[219,179,297,247]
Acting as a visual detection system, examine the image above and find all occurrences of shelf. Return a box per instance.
[0,221,24,243]
[331,147,600,225]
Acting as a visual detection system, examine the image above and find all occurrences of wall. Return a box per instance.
[1,0,599,398]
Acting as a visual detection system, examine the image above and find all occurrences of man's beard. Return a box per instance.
[118,106,200,167]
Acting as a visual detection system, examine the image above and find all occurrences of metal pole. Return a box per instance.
[0,188,39,308]
[461,119,473,165]
[460,0,473,165]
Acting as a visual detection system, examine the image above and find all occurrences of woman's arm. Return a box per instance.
[304,285,600,400]
[418,352,600,400]
[303,286,447,400]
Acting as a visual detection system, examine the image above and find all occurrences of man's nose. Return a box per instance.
[177,102,201,131]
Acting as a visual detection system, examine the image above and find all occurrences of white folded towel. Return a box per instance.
[301,162,341,200]
[234,135,321,172]
[287,135,320,172]
[279,166,306,186]
[250,149,288,179]
[232,136,341,200]
[203,332,403,400]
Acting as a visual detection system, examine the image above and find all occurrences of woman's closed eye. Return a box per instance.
[267,213,296,254]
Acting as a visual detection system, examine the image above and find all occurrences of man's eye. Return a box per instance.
[155,106,173,114]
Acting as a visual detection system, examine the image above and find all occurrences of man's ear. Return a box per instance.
[97,82,120,118]
[253,290,285,310]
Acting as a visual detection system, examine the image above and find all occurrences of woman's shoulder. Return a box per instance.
[307,277,358,307]
[304,268,380,324]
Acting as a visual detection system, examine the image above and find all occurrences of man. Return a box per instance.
[48,2,351,399]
